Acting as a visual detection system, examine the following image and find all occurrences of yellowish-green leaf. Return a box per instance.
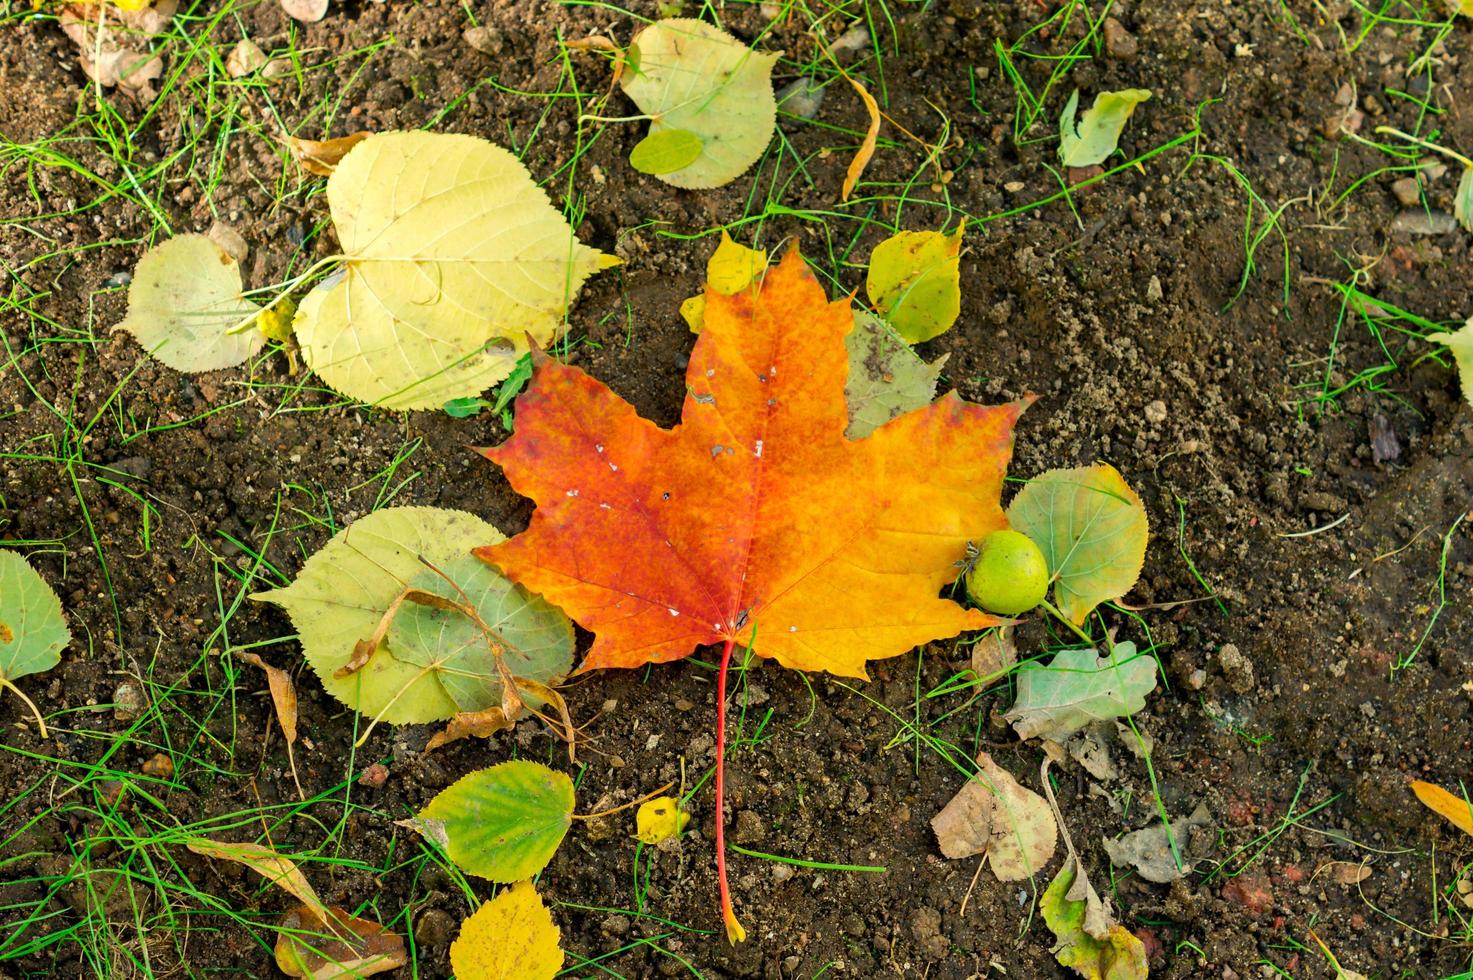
[1043,860,1149,980]
[845,310,948,439]
[629,128,704,175]
[1058,89,1152,168]
[450,880,563,980]
[1006,463,1149,623]
[1454,168,1473,233]
[0,550,70,738]
[681,230,769,333]
[184,838,328,920]
[275,905,407,980]
[865,223,965,343]
[620,19,780,189]
[635,796,690,844]
[293,131,617,409]
[1427,315,1473,407]
[256,298,297,343]
[411,760,574,883]
[117,234,265,373]
[252,507,573,725]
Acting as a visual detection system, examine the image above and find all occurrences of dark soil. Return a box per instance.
[3,0,1472,977]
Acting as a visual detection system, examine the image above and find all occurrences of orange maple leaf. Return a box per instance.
[476,247,1027,941]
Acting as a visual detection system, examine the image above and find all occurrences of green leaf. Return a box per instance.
[865,223,965,343]
[292,131,617,410]
[0,550,70,735]
[116,234,266,373]
[844,310,948,438]
[1003,642,1157,741]
[410,760,574,883]
[629,128,704,175]
[620,19,780,189]
[253,507,573,725]
[1006,463,1149,623]
[1427,315,1473,407]
[1058,89,1152,168]
[443,397,491,418]
[1043,860,1149,980]
[386,555,574,711]
[1456,167,1473,234]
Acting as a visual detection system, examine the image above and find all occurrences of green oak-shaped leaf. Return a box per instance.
[410,760,574,883]
[1006,463,1148,623]
[1427,314,1473,407]
[253,507,573,725]
[0,551,71,735]
[1003,642,1157,742]
[1043,859,1149,980]
[629,128,704,175]
[116,234,265,373]
[1058,89,1152,168]
[620,19,780,189]
[845,310,948,439]
[386,555,573,711]
[865,223,965,344]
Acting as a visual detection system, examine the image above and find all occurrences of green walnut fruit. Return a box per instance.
[964,529,1049,616]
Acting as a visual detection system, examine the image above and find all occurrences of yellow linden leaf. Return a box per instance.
[866,222,965,344]
[620,19,780,189]
[256,298,297,344]
[293,131,617,410]
[450,880,563,980]
[681,230,770,333]
[635,796,690,844]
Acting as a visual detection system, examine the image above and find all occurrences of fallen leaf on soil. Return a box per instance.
[0,550,72,739]
[406,760,574,883]
[278,0,327,22]
[1426,317,1473,407]
[185,838,328,919]
[275,905,406,980]
[450,880,563,980]
[478,248,1025,677]
[1005,642,1157,741]
[234,650,302,797]
[969,626,1017,683]
[1058,88,1152,168]
[1043,859,1149,980]
[1411,779,1473,838]
[292,131,617,409]
[1007,463,1149,623]
[680,230,768,331]
[425,705,515,752]
[116,234,265,373]
[285,131,372,177]
[842,74,880,200]
[930,752,1057,880]
[1454,168,1473,233]
[1066,731,1116,782]
[619,19,780,189]
[1103,803,1210,883]
[629,128,704,176]
[207,221,248,264]
[636,796,690,844]
[59,0,178,101]
[845,310,948,438]
[254,507,573,726]
[226,38,268,78]
[1458,871,1473,909]
[865,222,965,343]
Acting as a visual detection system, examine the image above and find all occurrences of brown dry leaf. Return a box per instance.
[236,651,302,798]
[426,706,515,752]
[842,75,880,201]
[279,0,328,22]
[564,34,624,86]
[208,221,248,264]
[59,0,178,102]
[1411,779,1473,838]
[186,838,328,919]
[275,905,407,980]
[971,626,1016,682]
[930,752,1057,880]
[1322,861,1372,886]
[226,37,267,78]
[285,131,372,177]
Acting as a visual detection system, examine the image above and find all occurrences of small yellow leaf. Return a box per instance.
[635,796,690,844]
[680,294,705,334]
[450,880,563,980]
[256,299,297,343]
[866,222,965,344]
[1411,780,1473,838]
[681,231,769,334]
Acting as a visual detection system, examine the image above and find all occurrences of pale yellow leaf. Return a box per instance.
[1411,780,1473,838]
[293,131,617,409]
[635,796,690,844]
[185,838,328,920]
[1427,316,1473,408]
[450,880,563,980]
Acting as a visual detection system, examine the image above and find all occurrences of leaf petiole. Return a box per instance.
[1038,598,1095,647]
[0,677,49,740]
[714,636,746,944]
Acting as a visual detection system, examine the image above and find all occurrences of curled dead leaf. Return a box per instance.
[185,838,327,920]
[285,131,372,177]
[59,0,178,102]
[842,75,880,201]
[275,905,407,980]
[235,651,302,799]
[425,706,515,752]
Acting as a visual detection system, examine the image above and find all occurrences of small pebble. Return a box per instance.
[141,752,174,779]
[113,681,145,722]
[1103,17,1138,59]
[414,907,456,947]
[357,762,389,788]
[1390,177,1421,207]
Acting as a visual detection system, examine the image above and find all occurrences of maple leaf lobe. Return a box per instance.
[478,249,1024,679]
